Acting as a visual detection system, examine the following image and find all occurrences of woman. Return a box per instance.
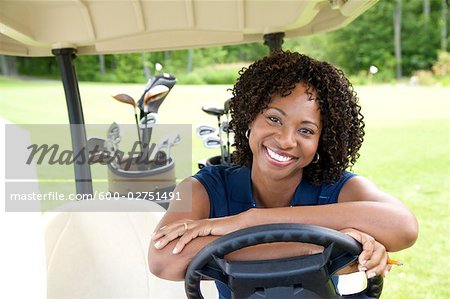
[148,51,418,297]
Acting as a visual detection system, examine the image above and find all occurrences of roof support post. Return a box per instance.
[52,48,93,196]
[263,32,285,54]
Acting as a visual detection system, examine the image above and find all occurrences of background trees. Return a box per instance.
[1,1,448,84]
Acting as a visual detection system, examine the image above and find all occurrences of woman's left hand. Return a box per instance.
[151,214,247,254]
[340,228,392,278]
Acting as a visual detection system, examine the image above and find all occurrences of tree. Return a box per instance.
[321,2,396,80]
[142,52,151,79]
[99,55,106,78]
[114,54,146,83]
[424,0,431,18]
[442,0,448,51]
[394,0,403,79]
[187,48,193,73]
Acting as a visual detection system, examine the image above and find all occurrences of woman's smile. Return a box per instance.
[263,145,297,166]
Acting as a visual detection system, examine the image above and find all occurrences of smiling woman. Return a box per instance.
[248,84,322,192]
[148,51,418,299]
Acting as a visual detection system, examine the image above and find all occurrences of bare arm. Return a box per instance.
[149,176,417,280]
[148,177,212,280]
[149,178,325,280]
[241,176,418,252]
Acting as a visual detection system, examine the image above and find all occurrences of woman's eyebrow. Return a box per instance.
[302,120,320,130]
[266,106,286,116]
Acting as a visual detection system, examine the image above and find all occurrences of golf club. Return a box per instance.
[223,98,232,164]
[86,137,109,164]
[203,136,222,148]
[201,104,225,163]
[196,125,218,138]
[166,133,181,163]
[106,122,121,167]
[107,122,121,146]
[143,136,169,167]
[140,112,158,164]
[220,120,232,163]
[112,93,142,151]
[142,85,170,145]
[143,85,170,113]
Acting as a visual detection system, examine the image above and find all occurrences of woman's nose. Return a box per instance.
[275,127,297,149]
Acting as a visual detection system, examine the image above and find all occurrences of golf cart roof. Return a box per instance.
[0,0,377,57]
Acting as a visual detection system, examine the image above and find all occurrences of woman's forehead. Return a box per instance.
[270,83,318,102]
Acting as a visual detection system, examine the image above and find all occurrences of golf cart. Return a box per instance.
[0,0,382,298]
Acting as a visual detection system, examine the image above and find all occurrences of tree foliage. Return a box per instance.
[2,1,448,83]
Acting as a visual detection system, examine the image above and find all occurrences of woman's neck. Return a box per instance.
[250,167,302,208]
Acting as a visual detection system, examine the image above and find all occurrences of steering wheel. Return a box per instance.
[185,223,383,299]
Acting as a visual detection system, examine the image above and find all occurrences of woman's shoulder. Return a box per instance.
[301,171,357,205]
[320,171,357,191]
[192,165,252,218]
[193,164,249,181]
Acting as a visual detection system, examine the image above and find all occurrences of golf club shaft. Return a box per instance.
[217,115,225,164]
[134,113,143,152]
[141,113,154,165]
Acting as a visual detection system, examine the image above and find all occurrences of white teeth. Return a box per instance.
[266,147,293,162]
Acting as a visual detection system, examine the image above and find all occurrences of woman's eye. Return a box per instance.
[299,128,314,135]
[267,116,280,124]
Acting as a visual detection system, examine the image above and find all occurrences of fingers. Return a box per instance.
[360,240,394,278]
[172,228,201,254]
[152,221,190,250]
[364,243,388,278]
[340,228,374,272]
[151,219,212,254]
[383,264,393,277]
[341,228,391,278]
[357,236,374,272]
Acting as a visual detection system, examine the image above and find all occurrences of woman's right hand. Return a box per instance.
[340,228,392,278]
[152,211,251,254]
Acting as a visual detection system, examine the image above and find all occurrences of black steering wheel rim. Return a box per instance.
[185,223,364,299]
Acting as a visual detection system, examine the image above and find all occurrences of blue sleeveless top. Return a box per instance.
[192,165,356,299]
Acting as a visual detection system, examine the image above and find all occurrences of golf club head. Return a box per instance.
[154,150,168,166]
[143,85,170,106]
[170,133,181,145]
[112,93,136,107]
[104,139,115,153]
[201,104,224,117]
[163,133,181,146]
[197,159,207,169]
[86,137,108,157]
[137,73,176,116]
[139,113,158,127]
[153,136,169,152]
[148,137,169,163]
[107,122,121,145]
[160,138,169,149]
[87,137,116,164]
[220,121,233,134]
[203,136,222,148]
[87,137,106,151]
[196,125,217,138]
[224,98,232,114]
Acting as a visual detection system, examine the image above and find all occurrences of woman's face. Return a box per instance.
[249,83,321,180]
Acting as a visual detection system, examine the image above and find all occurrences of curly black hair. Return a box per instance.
[229,51,365,185]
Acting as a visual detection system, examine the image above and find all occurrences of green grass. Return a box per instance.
[1,77,449,298]
[355,121,450,298]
